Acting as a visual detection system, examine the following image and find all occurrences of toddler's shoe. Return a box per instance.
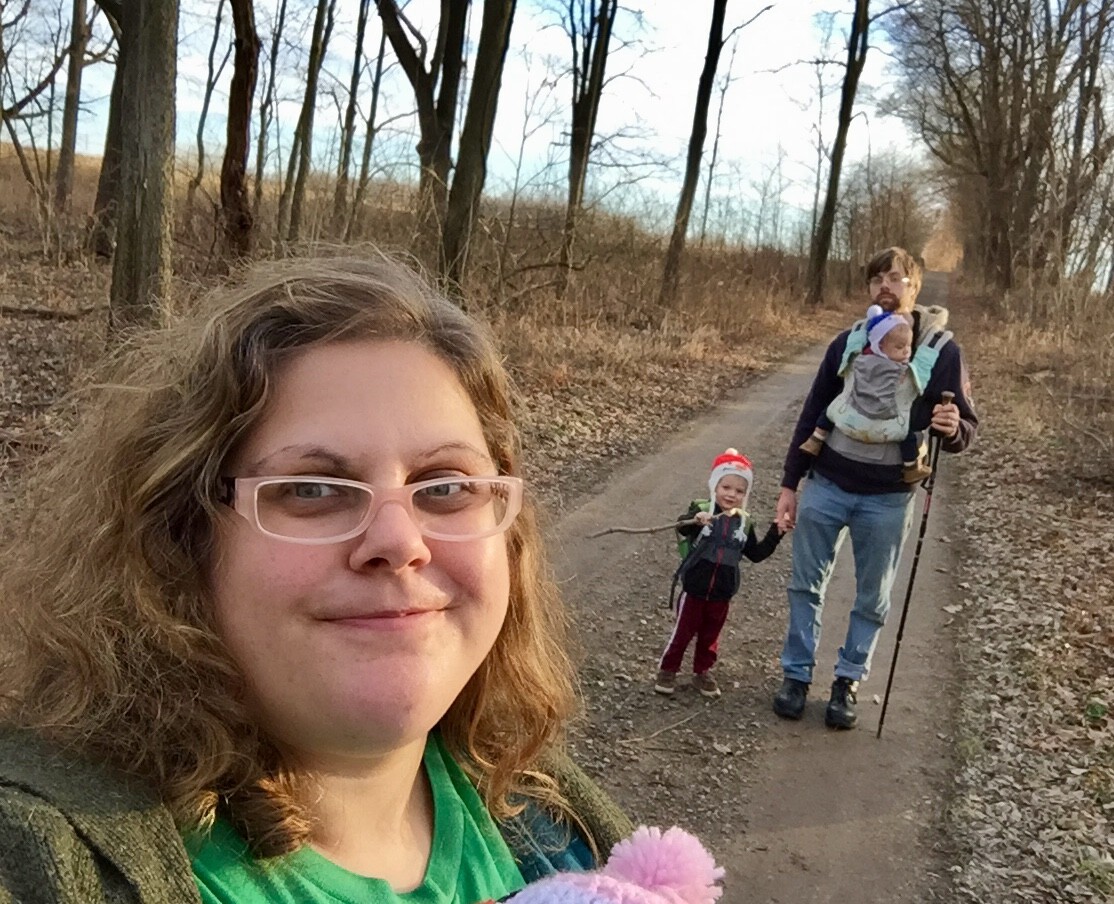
[799,434,824,456]
[653,669,676,695]
[692,671,721,698]
[902,458,933,483]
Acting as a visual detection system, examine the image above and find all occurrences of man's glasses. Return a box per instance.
[220,475,524,544]
[868,271,911,289]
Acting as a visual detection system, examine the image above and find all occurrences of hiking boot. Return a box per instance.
[903,458,933,484]
[772,677,809,719]
[825,677,859,729]
[653,669,677,695]
[799,433,825,456]
[693,671,721,698]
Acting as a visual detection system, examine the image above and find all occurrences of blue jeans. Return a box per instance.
[780,472,916,684]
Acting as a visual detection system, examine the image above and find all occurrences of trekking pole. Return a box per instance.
[876,391,955,739]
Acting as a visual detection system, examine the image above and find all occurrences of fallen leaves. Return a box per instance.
[947,329,1114,902]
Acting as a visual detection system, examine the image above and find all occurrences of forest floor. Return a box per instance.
[2,247,1112,901]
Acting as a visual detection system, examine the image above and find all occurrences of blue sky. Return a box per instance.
[66,1,915,241]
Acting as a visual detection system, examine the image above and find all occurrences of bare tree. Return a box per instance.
[0,0,84,214]
[886,0,1114,292]
[837,153,933,283]
[278,0,336,242]
[440,0,517,283]
[375,0,469,242]
[331,0,372,235]
[805,0,870,307]
[186,0,231,216]
[698,36,737,247]
[659,2,771,305]
[54,0,88,214]
[493,52,561,294]
[252,0,287,221]
[345,27,388,240]
[88,3,121,257]
[555,0,616,295]
[93,0,179,330]
[222,0,259,258]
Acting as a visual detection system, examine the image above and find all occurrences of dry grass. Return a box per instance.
[0,154,855,514]
[959,276,1114,486]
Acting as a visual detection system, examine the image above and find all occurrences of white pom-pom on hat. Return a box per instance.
[707,448,752,512]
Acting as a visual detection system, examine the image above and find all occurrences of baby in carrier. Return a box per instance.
[799,305,934,483]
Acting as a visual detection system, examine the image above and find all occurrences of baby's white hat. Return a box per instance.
[865,304,908,356]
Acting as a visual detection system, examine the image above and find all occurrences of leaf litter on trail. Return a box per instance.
[947,371,1114,903]
[5,257,1113,900]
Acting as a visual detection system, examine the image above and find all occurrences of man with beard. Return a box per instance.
[771,246,977,730]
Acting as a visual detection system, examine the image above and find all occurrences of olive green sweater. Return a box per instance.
[0,729,632,903]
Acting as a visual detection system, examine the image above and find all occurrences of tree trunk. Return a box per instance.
[699,39,735,248]
[186,0,230,216]
[252,0,286,221]
[805,0,869,308]
[346,27,387,241]
[89,2,124,258]
[221,0,259,259]
[658,0,726,306]
[557,0,616,297]
[285,0,336,242]
[332,0,371,235]
[54,0,88,215]
[375,0,468,245]
[104,0,179,332]
[440,0,516,284]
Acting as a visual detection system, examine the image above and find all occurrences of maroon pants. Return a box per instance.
[658,592,730,674]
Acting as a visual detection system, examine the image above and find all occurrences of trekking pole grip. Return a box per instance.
[931,391,956,439]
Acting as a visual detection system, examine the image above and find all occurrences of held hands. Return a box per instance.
[775,487,797,532]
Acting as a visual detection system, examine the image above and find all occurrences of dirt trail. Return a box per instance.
[554,273,960,902]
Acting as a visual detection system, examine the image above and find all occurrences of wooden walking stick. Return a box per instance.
[586,510,740,539]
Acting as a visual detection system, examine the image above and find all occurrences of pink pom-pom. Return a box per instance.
[604,826,724,904]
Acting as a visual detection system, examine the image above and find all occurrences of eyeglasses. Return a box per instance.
[220,475,524,545]
[868,271,911,288]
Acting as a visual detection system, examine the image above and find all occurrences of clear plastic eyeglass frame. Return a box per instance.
[220,474,524,544]
[868,271,911,288]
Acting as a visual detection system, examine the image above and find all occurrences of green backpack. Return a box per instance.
[676,500,712,560]
[668,501,755,610]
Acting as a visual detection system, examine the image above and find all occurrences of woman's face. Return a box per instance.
[210,339,511,763]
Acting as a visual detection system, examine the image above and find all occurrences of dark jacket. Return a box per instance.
[782,305,978,494]
[676,502,782,602]
[0,728,632,902]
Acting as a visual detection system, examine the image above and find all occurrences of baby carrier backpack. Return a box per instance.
[668,501,753,610]
[825,306,953,443]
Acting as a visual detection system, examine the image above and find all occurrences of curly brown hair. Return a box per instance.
[0,252,577,856]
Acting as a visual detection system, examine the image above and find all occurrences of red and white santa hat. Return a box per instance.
[708,448,753,508]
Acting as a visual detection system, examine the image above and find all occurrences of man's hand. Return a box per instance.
[930,400,960,438]
[776,487,797,531]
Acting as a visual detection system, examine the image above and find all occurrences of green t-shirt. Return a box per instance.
[187,734,526,903]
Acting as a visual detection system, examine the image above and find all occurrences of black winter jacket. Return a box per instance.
[676,501,782,602]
